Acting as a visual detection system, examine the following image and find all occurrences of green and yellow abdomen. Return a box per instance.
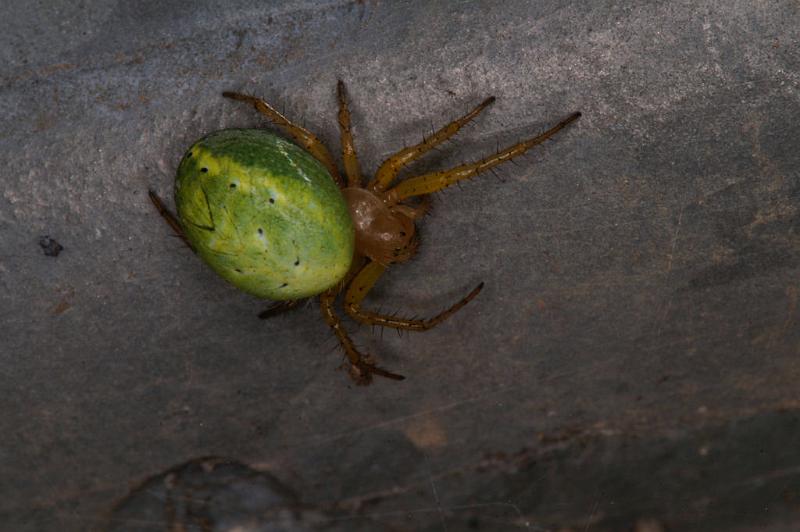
[175,129,354,300]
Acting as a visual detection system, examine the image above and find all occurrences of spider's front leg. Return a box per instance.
[344,260,483,331]
[368,96,496,192]
[390,196,432,221]
[383,111,581,203]
[319,288,405,384]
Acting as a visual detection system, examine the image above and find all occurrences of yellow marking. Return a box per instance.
[183,185,213,228]
[277,141,312,183]
[193,147,266,195]
[192,147,223,175]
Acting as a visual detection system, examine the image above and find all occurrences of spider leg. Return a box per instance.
[222,91,344,188]
[368,96,496,192]
[344,260,483,331]
[336,80,363,188]
[319,288,405,384]
[383,112,581,204]
[390,196,432,221]
[148,190,195,252]
[258,299,302,319]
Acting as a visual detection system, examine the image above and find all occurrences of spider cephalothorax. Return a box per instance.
[342,186,419,266]
[150,81,579,384]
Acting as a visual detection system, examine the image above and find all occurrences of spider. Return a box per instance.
[149,81,580,385]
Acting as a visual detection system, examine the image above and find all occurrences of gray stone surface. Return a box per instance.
[1,0,799,530]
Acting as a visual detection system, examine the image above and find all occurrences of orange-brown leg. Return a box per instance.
[368,96,496,192]
[151,189,301,319]
[336,80,363,188]
[319,288,405,384]
[222,91,344,188]
[258,299,302,319]
[390,196,431,221]
[383,112,581,204]
[344,260,483,331]
[148,190,195,252]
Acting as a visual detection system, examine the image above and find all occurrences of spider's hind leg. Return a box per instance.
[223,91,344,188]
[336,80,363,188]
[344,260,483,331]
[148,190,195,252]
[258,299,302,319]
[319,288,405,384]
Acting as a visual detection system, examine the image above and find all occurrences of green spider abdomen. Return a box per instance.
[174,129,354,300]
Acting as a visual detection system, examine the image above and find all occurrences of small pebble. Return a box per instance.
[39,235,64,257]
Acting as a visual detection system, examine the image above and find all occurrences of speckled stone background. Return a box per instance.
[1,1,799,531]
